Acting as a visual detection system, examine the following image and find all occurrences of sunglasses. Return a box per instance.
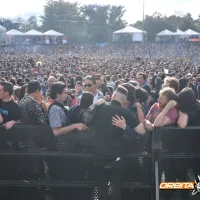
[84,84,93,88]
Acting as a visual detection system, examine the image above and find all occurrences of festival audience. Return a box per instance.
[145,87,178,130]
[77,76,104,105]
[48,82,88,136]
[0,81,20,129]
[0,43,200,131]
[177,87,200,128]
[121,83,145,124]
[163,77,179,93]
[19,81,47,125]
[69,92,94,123]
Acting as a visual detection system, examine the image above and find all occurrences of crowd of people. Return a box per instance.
[0,43,200,132]
[1,43,200,199]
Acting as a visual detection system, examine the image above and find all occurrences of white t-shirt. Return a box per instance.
[93,93,99,104]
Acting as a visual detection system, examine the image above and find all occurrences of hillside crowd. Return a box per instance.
[0,43,200,132]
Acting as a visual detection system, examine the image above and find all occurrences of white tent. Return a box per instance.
[156,29,175,36]
[7,29,24,36]
[175,29,186,35]
[25,29,44,36]
[0,25,6,31]
[156,29,175,42]
[44,30,64,36]
[184,29,200,35]
[114,26,145,34]
[113,26,146,42]
[6,29,25,45]
[172,29,189,41]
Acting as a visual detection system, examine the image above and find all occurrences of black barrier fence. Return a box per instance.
[155,127,200,200]
[0,125,199,200]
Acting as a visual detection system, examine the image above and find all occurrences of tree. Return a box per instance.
[82,4,110,43]
[108,5,127,38]
[41,0,85,43]
[195,15,200,31]
[41,1,200,43]
[134,12,170,41]
[0,18,20,30]
[12,17,26,31]
[26,16,38,30]
[82,4,127,43]
[133,12,200,41]
[41,1,127,43]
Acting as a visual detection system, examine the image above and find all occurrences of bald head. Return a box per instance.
[112,85,128,104]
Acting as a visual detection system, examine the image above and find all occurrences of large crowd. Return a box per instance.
[0,43,200,131]
[1,43,200,200]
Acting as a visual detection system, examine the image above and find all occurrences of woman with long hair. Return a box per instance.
[177,87,200,128]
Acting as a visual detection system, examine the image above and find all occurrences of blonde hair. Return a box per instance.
[159,87,177,101]
[164,77,179,93]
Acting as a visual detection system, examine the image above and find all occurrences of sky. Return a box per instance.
[0,0,200,23]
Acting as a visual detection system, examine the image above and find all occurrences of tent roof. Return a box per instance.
[184,29,200,35]
[25,29,44,36]
[44,30,64,36]
[157,29,175,36]
[113,26,146,34]
[7,29,24,36]
[175,29,186,35]
[0,25,6,31]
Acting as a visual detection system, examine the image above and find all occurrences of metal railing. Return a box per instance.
[0,125,199,200]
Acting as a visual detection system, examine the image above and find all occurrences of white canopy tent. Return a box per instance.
[44,30,64,36]
[25,29,44,36]
[113,26,146,42]
[6,29,25,45]
[24,30,44,45]
[44,30,65,44]
[184,29,200,42]
[175,29,186,35]
[7,29,24,36]
[184,29,200,35]
[113,26,145,34]
[156,29,175,36]
[173,29,188,41]
[156,29,175,42]
[0,25,6,32]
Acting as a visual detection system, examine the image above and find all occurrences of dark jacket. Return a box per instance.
[151,77,162,104]
[85,100,140,157]
[19,95,47,125]
[69,104,87,123]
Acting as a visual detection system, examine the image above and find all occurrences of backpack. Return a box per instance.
[69,105,86,123]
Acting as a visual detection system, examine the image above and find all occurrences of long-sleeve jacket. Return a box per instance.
[19,95,47,125]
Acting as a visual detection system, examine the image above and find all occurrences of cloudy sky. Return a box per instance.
[0,0,199,23]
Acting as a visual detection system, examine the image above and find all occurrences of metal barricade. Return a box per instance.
[156,126,200,200]
[0,125,154,200]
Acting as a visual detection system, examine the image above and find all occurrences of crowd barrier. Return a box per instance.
[155,126,200,200]
[0,125,199,200]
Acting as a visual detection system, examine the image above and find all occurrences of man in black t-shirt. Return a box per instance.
[88,86,146,200]
[0,82,20,129]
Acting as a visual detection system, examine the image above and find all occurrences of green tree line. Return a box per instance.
[1,0,200,43]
